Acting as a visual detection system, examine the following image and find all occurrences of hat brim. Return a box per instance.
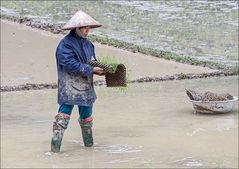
[62,24,102,30]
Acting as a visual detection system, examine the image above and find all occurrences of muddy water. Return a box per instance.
[1,76,238,168]
[1,1,238,66]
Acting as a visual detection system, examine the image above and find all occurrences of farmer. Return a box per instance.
[51,10,106,152]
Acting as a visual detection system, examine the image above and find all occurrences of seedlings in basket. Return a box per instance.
[97,55,120,73]
[100,56,128,88]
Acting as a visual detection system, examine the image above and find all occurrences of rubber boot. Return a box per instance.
[78,118,93,147]
[51,113,70,152]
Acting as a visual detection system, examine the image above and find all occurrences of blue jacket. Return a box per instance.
[56,30,97,106]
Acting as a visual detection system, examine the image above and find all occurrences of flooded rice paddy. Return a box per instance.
[1,0,238,66]
[1,1,238,168]
[1,76,238,168]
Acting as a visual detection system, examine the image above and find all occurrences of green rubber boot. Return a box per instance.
[78,119,93,147]
[51,113,70,152]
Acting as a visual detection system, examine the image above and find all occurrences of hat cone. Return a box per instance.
[62,10,102,30]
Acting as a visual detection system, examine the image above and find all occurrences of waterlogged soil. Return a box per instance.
[1,1,238,66]
[1,20,216,86]
[1,76,238,168]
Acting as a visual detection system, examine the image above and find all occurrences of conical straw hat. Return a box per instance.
[62,10,102,30]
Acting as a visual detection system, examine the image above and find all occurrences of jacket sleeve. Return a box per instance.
[56,41,93,76]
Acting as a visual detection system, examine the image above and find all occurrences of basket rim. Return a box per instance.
[189,96,238,103]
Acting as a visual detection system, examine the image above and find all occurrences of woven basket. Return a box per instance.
[88,60,126,87]
[105,64,126,87]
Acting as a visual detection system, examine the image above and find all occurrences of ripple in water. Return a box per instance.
[174,157,203,167]
[94,144,142,154]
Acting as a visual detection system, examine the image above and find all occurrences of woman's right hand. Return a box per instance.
[93,67,106,75]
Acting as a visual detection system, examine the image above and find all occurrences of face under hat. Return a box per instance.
[62,10,102,30]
